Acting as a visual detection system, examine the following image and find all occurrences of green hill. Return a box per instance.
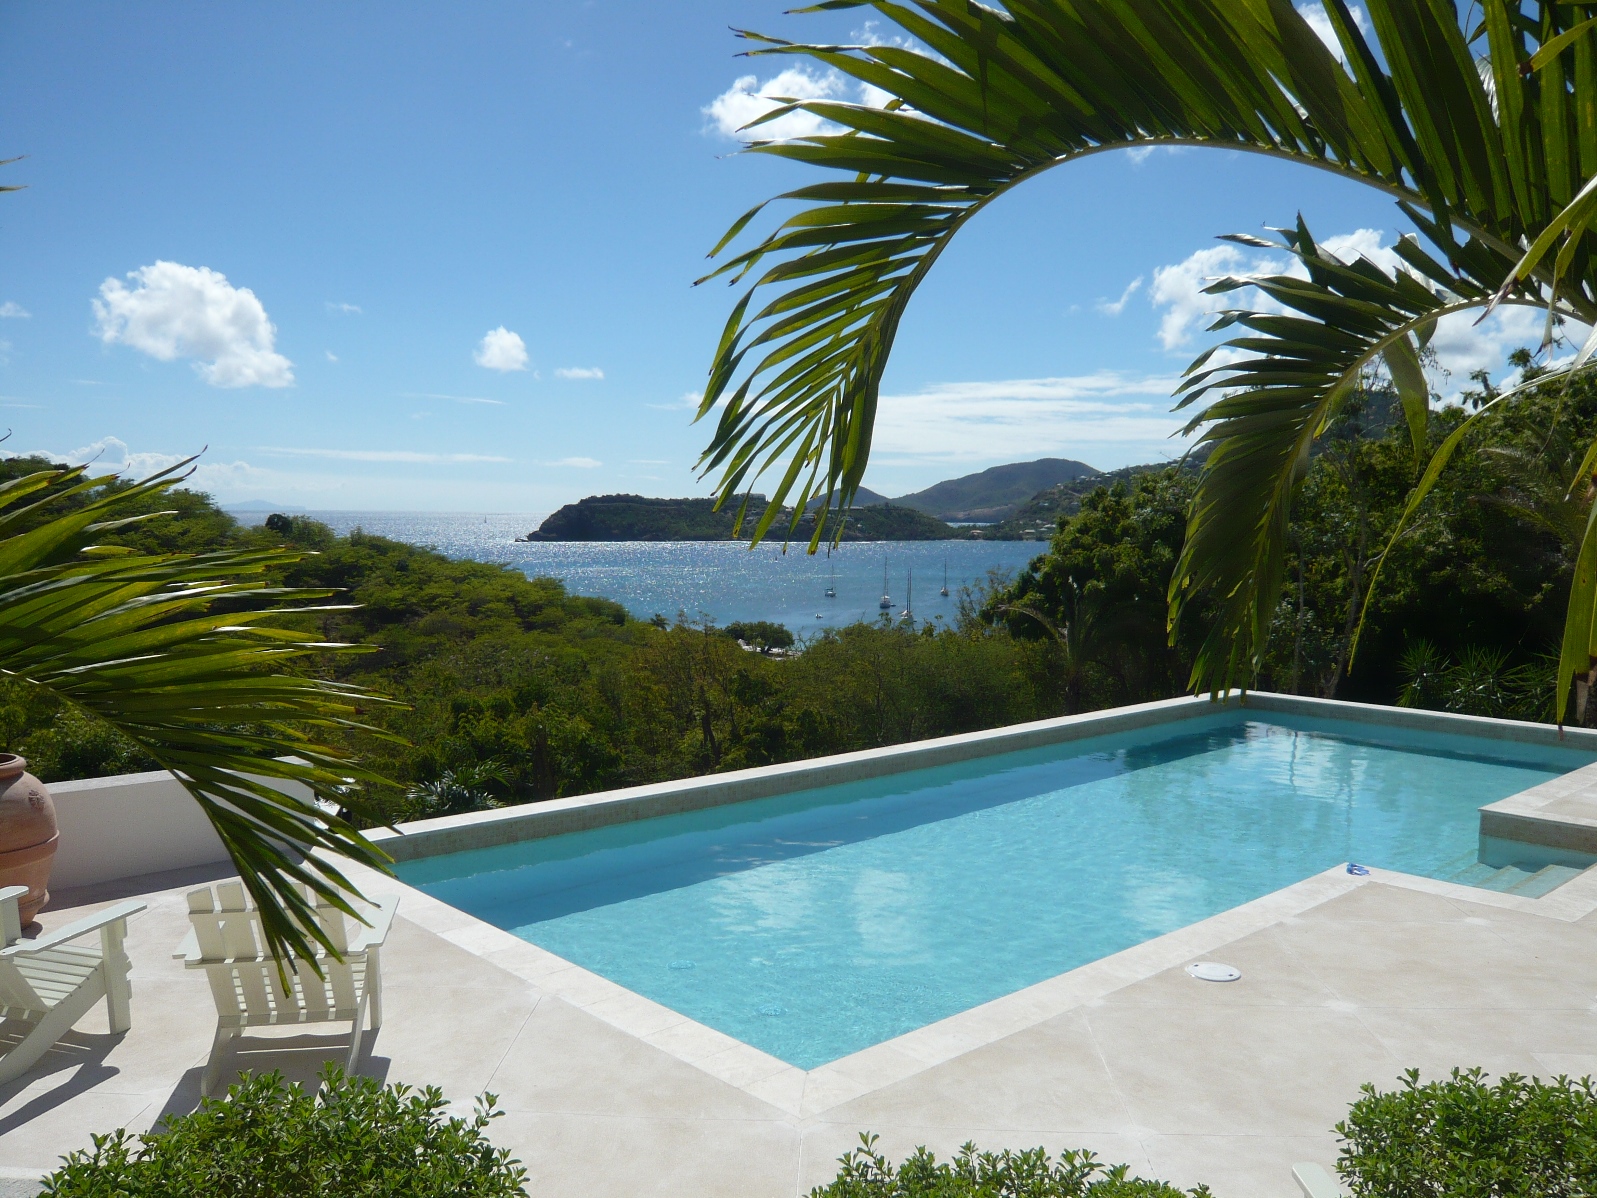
[523,494,969,541]
[893,458,1100,522]
[980,457,1202,539]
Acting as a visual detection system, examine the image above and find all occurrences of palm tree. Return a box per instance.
[695,0,1597,720]
[0,460,398,963]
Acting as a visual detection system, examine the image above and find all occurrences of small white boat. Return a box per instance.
[878,559,892,610]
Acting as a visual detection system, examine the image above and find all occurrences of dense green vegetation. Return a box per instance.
[526,493,967,541]
[809,1136,1206,1198]
[986,372,1597,721]
[8,369,1593,816]
[980,459,1200,541]
[42,1066,526,1197]
[1337,1069,1597,1197]
[0,455,1061,820]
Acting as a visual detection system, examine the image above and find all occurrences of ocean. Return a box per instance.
[230,510,1048,632]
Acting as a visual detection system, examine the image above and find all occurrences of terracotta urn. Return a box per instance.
[0,755,58,931]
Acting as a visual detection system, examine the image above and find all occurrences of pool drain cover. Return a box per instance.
[668,960,695,970]
[1186,961,1241,983]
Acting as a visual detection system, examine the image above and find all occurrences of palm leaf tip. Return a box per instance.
[0,464,404,964]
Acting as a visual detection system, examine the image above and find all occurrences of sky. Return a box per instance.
[0,2,1557,512]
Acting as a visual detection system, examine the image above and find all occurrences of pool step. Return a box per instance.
[1444,860,1509,887]
[1505,864,1583,898]
[1436,858,1584,898]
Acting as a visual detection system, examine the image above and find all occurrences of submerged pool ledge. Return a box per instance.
[367,691,1597,864]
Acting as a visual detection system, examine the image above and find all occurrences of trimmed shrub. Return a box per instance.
[809,1134,1210,1197]
[1337,1068,1597,1197]
[41,1065,526,1197]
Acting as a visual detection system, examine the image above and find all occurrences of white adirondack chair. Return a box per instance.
[0,884,146,1085]
[175,880,397,1096]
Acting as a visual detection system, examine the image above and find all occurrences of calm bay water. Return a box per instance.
[230,510,1047,631]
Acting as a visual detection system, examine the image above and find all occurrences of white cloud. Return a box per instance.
[872,372,1190,465]
[325,301,361,315]
[474,326,529,372]
[258,446,511,463]
[546,456,602,468]
[648,390,708,411]
[1096,276,1144,316]
[93,261,294,388]
[554,366,604,380]
[1149,244,1276,350]
[325,350,339,362]
[704,67,850,142]
[1295,2,1370,62]
[1146,228,1575,404]
[0,302,29,319]
[1148,228,1402,350]
[402,391,506,406]
[10,435,188,477]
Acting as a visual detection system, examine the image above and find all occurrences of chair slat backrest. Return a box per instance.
[184,883,367,1025]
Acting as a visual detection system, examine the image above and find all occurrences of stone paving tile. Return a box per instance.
[1142,1133,1347,1198]
[9,870,1597,1198]
[818,1010,1137,1135]
[485,995,783,1122]
[1086,1004,1393,1139]
[493,1110,800,1198]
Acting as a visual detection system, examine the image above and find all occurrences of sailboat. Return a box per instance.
[899,571,914,622]
[940,563,949,598]
[825,559,836,599]
[878,560,892,610]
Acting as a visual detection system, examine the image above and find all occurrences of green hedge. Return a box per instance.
[1337,1068,1597,1197]
[807,1135,1209,1197]
[41,1066,526,1197]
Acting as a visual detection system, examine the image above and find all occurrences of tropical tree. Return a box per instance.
[0,460,398,962]
[695,0,1597,720]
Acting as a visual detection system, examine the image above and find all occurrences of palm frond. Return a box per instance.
[0,462,403,965]
[699,0,1597,700]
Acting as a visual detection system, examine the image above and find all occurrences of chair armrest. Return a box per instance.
[2,900,147,957]
[0,886,26,947]
[347,894,399,954]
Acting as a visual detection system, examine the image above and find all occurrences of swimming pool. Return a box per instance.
[396,709,1597,1069]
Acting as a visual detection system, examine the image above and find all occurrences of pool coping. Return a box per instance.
[348,694,1597,1119]
[368,692,1597,863]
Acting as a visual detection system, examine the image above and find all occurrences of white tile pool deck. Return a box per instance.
[5,850,1597,1197]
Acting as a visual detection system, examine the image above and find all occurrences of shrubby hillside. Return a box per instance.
[985,367,1594,719]
[4,365,1588,820]
[0,461,1062,822]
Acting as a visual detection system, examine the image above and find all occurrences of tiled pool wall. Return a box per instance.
[368,691,1597,869]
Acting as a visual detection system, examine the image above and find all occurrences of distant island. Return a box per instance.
[519,456,1194,543]
[521,494,973,542]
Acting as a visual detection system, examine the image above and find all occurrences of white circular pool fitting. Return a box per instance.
[1186,961,1242,983]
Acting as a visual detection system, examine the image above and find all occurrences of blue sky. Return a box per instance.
[0,2,1550,512]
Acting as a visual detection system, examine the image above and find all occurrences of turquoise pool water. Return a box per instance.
[397,712,1596,1069]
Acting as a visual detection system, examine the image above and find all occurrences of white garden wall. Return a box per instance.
[46,770,313,891]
